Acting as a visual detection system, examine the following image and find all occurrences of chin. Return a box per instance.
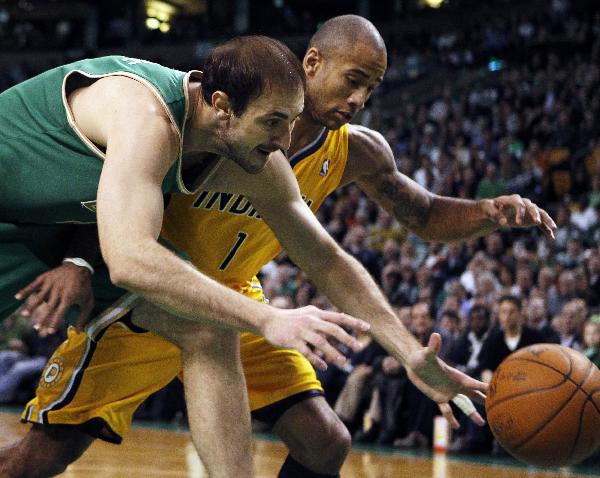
[235,154,269,174]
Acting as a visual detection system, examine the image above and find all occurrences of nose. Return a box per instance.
[272,123,293,151]
[348,88,369,111]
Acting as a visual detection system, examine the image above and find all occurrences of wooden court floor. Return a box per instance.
[1,412,599,478]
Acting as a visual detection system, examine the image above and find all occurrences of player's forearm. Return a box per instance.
[302,245,422,365]
[413,196,497,242]
[105,239,269,335]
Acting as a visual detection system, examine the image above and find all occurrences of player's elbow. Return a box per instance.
[102,248,139,289]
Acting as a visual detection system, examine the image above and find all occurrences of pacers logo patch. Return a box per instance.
[319,159,330,177]
[40,357,64,389]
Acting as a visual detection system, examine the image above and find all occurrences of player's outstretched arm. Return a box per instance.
[347,125,556,242]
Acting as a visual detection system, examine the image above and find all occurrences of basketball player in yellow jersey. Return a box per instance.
[4,17,556,478]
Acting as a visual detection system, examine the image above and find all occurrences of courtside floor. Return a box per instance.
[1,409,598,477]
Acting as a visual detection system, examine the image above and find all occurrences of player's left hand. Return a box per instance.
[14,262,94,336]
[481,195,557,240]
[406,333,488,428]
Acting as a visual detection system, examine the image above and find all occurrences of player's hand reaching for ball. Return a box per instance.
[406,333,488,427]
[261,305,370,371]
[481,195,557,240]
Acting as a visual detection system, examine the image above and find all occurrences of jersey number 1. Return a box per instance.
[219,232,248,271]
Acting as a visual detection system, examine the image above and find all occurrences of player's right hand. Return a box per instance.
[261,305,370,371]
[15,263,95,336]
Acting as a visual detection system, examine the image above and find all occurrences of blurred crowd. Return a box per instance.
[1,0,600,464]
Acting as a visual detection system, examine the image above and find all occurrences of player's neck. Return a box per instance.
[289,112,325,157]
[182,84,222,157]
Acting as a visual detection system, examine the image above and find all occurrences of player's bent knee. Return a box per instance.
[290,413,350,471]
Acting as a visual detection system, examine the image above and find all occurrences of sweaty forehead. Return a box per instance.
[329,45,386,78]
[248,85,304,115]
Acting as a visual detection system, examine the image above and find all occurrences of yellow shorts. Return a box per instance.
[23,286,322,443]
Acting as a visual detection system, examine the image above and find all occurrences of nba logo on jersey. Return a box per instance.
[319,159,330,176]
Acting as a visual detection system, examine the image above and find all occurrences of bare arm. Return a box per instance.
[346,125,556,242]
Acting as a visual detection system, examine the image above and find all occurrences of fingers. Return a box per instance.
[310,309,370,334]
[451,394,486,426]
[296,342,328,371]
[438,403,460,429]
[314,320,363,353]
[538,208,557,240]
[16,285,49,318]
[426,332,442,356]
[14,276,44,302]
[303,329,350,368]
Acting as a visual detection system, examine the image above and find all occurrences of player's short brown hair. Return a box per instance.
[202,35,304,116]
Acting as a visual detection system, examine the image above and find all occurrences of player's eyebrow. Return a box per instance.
[347,69,369,78]
[347,68,384,84]
[261,111,290,120]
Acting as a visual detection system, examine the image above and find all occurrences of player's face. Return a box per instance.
[498,301,523,332]
[221,85,304,173]
[305,43,386,129]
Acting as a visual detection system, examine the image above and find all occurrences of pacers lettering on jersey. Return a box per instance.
[191,191,314,218]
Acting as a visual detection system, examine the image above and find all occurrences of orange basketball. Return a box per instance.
[486,343,600,467]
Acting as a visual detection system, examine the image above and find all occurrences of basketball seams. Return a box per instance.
[567,360,595,461]
[511,382,581,450]
[486,375,568,413]
[486,356,572,414]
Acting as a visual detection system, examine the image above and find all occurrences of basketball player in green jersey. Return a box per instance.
[0,37,382,477]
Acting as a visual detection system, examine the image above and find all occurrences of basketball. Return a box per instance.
[486,343,600,467]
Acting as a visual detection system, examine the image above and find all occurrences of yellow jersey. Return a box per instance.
[161,125,349,291]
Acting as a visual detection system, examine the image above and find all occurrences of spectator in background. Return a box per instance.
[437,309,462,358]
[554,299,586,351]
[525,296,560,343]
[478,295,547,384]
[585,251,600,308]
[583,320,600,368]
[476,163,506,199]
[547,269,578,316]
[391,302,441,449]
[448,305,492,452]
[448,305,491,377]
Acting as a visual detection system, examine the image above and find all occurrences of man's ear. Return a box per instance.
[212,91,232,120]
[303,47,323,78]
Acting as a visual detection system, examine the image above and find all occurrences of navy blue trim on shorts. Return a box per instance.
[40,327,108,424]
[251,389,324,427]
[24,419,123,444]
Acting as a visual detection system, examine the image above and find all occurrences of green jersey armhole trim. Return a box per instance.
[61,69,184,187]
[178,70,206,195]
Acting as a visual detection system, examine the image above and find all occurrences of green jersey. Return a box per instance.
[0,55,200,224]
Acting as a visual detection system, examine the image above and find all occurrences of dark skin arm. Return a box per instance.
[342,125,556,242]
